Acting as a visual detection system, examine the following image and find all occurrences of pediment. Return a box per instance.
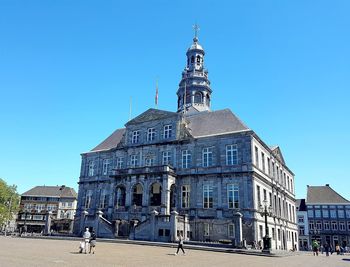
[126,108,178,125]
[270,146,285,165]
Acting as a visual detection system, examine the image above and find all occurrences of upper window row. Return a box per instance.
[131,125,172,144]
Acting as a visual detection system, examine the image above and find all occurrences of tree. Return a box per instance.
[0,178,20,231]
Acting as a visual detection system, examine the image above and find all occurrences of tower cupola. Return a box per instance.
[177,25,212,114]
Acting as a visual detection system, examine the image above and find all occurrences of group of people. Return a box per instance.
[312,240,347,256]
[79,228,97,254]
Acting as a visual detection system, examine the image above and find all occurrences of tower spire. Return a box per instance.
[193,23,200,42]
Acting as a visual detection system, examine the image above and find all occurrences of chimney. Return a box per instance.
[326,184,329,187]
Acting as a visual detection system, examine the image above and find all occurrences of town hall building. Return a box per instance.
[74,30,298,250]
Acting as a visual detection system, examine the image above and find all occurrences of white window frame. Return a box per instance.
[132,130,140,144]
[130,155,138,167]
[88,161,95,176]
[227,184,239,209]
[331,221,338,230]
[181,185,190,208]
[339,222,345,231]
[324,221,330,230]
[84,190,92,209]
[102,159,110,175]
[203,184,213,209]
[145,157,154,167]
[202,147,213,167]
[147,128,156,141]
[162,151,171,165]
[163,124,172,139]
[226,145,238,165]
[181,150,191,168]
[99,190,108,209]
[116,157,123,169]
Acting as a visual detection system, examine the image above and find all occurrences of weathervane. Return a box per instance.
[193,23,200,40]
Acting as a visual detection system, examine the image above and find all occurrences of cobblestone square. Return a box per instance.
[0,237,349,267]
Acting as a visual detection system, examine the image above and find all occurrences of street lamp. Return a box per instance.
[259,199,273,253]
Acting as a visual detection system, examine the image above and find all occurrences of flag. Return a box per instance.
[155,81,159,108]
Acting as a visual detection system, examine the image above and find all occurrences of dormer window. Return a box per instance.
[132,130,140,144]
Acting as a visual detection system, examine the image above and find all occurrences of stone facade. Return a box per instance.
[74,33,298,251]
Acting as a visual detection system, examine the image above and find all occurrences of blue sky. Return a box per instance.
[0,1,349,200]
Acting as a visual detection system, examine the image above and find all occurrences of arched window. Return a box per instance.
[194,92,203,104]
[132,184,143,206]
[191,56,195,63]
[196,55,201,64]
[149,183,162,206]
[115,186,126,207]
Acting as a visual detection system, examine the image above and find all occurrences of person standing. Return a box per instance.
[175,234,186,255]
[83,228,91,254]
[312,240,319,256]
[89,230,97,254]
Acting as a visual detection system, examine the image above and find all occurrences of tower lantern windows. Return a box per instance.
[196,55,201,64]
[191,56,195,63]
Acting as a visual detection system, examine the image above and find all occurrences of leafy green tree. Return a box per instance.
[0,178,20,231]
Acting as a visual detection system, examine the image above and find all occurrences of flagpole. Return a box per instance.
[129,96,132,121]
[155,79,159,109]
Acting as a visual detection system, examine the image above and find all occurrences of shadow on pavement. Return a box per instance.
[342,258,350,261]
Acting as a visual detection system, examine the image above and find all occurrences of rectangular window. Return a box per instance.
[338,209,345,218]
[330,210,337,218]
[226,145,238,165]
[88,161,95,176]
[272,162,275,179]
[228,224,235,237]
[162,151,171,165]
[202,147,213,167]
[147,128,156,141]
[132,130,140,144]
[256,185,261,206]
[181,185,190,208]
[316,221,322,230]
[272,228,275,240]
[347,222,350,231]
[130,155,138,167]
[116,157,124,169]
[339,222,345,231]
[33,215,43,221]
[145,157,154,167]
[267,158,270,175]
[227,184,239,209]
[278,229,281,241]
[203,185,213,208]
[163,124,172,139]
[346,209,350,218]
[331,221,337,230]
[204,223,210,236]
[287,176,290,190]
[181,150,191,168]
[290,178,294,193]
[263,189,267,201]
[102,159,110,175]
[99,190,109,209]
[255,146,259,167]
[308,209,314,218]
[299,226,305,235]
[324,221,330,230]
[47,204,57,211]
[309,221,314,230]
[298,216,304,223]
[84,190,92,209]
[261,152,265,172]
[323,209,329,218]
[315,209,321,218]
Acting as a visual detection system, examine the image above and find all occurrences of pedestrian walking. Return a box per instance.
[89,230,96,254]
[83,228,91,254]
[312,240,319,256]
[175,234,185,255]
[324,243,330,257]
[336,244,340,255]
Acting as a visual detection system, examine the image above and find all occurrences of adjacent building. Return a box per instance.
[74,32,298,250]
[305,184,350,248]
[17,185,77,234]
[296,199,309,250]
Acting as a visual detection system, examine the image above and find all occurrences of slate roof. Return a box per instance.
[90,128,126,152]
[87,108,250,153]
[306,185,350,204]
[186,109,250,138]
[22,186,77,198]
[296,199,307,211]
